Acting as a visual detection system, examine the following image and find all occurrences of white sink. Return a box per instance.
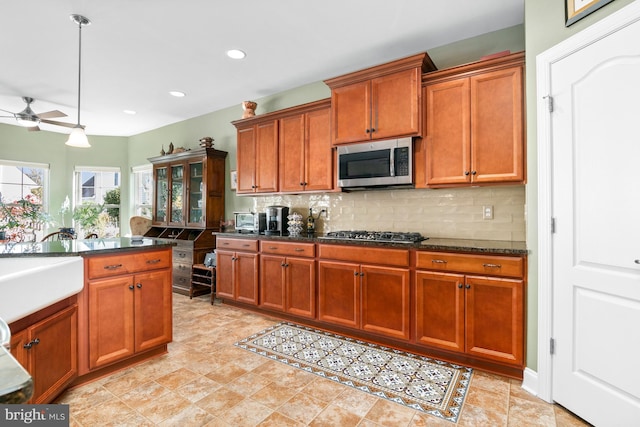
[0,257,84,323]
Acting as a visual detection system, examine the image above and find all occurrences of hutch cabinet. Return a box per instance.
[416,52,525,187]
[145,147,227,294]
[324,53,436,145]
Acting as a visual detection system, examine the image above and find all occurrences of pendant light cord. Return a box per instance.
[76,19,82,126]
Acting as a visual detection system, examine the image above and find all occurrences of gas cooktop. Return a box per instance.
[320,230,427,244]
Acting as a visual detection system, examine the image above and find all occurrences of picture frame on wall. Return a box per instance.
[566,0,615,26]
[230,170,237,190]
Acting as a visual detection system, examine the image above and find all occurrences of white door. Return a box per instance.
[550,16,640,427]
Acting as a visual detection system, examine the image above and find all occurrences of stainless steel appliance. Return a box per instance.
[337,137,413,189]
[265,206,289,236]
[320,230,427,244]
[233,212,266,233]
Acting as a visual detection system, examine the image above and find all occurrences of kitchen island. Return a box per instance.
[0,237,175,403]
[214,231,528,379]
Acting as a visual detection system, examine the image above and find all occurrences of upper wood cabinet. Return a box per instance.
[324,53,437,145]
[233,99,334,195]
[416,52,525,187]
[279,100,333,193]
[148,148,227,228]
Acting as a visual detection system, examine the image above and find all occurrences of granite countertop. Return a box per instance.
[0,237,175,258]
[0,317,33,404]
[214,232,528,255]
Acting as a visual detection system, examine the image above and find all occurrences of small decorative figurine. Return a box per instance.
[160,145,165,156]
[168,142,174,154]
[199,136,214,148]
[242,101,257,118]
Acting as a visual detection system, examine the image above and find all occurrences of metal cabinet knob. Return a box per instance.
[635,259,640,264]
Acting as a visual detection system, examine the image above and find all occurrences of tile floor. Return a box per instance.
[56,294,592,426]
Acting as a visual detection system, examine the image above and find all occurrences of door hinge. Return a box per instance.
[551,217,556,234]
[550,338,555,355]
[544,95,554,112]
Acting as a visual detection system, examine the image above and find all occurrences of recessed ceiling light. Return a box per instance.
[226,49,246,59]
[123,110,136,115]
[169,91,186,97]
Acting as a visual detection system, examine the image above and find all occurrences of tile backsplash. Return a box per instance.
[250,185,525,241]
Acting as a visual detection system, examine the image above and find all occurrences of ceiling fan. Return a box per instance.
[0,96,77,131]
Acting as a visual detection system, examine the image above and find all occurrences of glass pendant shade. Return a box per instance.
[65,125,90,147]
[15,117,39,127]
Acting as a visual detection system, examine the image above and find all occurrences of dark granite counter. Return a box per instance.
[0,237,175,258]
[0,347,33,404]
[214,232,528,255]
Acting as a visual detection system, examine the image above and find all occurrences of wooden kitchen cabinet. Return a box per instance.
[215,237,259,305]
[260,240,316,318]
[417,52,524,187]
[279,100,334,193]
[78,248,172,374]
[234,120,279,194]
[324,53,436,145]
[317,244,410,340]
[10,304,77,404]
[414,250,525,368]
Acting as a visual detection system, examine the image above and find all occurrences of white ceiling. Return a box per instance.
[0,0,523,137]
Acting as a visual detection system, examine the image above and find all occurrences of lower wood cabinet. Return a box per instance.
[414,251,525,368]
[216,237,259,305]
[10,304,77,404]
[78,248,173,375]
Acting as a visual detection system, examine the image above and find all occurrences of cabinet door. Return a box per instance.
[134,270,172,353]
[237,127,257,193]
[372,68,421,140]
[169,163,185,225]
[415,271,465,352]
[318,260,360,328]
[9,329,29,372]
[304,107,333,191]
[285,257,316,319]
[470,66,524,183]
[215,250,235,299]
[331,81,370,144]
[465,275,524,366]
[236,252,259,305]
[423,78,471,185]
[89,276,135,369]
[361,265,410,340]
[187,160,204,226]
[29,305,77,403]
[260,254,286,311]
[153,166,169,223]
[255,121,279,193]
[279,114,306,193]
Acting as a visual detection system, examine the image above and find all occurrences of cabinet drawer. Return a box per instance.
[261,240,315,257]
[87,250,171,279]
[415,251,524,278]
[173,274,190,290]
[216,238,259,252]
[173,262,192,278]
[173,248,193,264]
[318,244,409,267]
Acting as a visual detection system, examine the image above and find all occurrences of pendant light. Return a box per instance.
[66,14,91,148]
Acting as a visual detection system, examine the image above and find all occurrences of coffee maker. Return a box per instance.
[265,205,289,236]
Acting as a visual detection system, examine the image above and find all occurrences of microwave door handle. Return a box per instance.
[389,148,395,177]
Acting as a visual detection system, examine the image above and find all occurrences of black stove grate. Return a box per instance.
[323,230,427,243]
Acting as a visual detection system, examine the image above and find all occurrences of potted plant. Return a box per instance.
[58,196,75,237]
[72,202,103,237]
[0,199,20,241]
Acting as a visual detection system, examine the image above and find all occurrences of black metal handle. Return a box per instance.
[354,271,359,276]
[471,171,477,175]
[431,259,447,264]
[129,285,134,290]
[23,338,40,349]
[482,263,502,269]
[365,128,371,133]
[458,283,463,289]
[360,272,364,277]
[464,171,470,176]
[104,264,123,270]
[465,284,471,289]
[136,283,142,289]
[146,259,161,264]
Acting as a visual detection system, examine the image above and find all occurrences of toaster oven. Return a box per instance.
[233,212,266,233]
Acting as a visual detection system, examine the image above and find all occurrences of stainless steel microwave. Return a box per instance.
[337,137,413,189]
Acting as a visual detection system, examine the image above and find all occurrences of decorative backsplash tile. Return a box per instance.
[250,185,525,241]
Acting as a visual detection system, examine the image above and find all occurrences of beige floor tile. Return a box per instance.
[250,382,299,409]
[332,387,379,418]
[507,395,557,427]
[154,367,200,390]
[157,404,215,427]
[309,403,362,427]
[195,386,245,414]
[278,393,328,425]
[175,376,223,403]
[457,403,508,427]
[257,411,305,427]
[119,381,169,410]
[301,377,349,403]
[364,399,417,426]
[74,398,136,426]
[553,405,593,426]
[216,397,274,426]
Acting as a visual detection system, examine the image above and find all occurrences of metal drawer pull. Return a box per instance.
[294,248,305,252]
[431,259,447,264]
[483,263,502,269]
[104,264,123,270]
[242,244,250,247]
[269,246,278,250]
[178,252,186,258]
[23,338,40,349]
[146,259,162,264]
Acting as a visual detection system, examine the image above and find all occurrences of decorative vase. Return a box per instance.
[242,101,257,118]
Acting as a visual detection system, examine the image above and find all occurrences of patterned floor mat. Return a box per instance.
[235,322,472,423]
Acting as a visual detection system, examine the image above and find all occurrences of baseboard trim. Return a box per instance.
[521,367,552,403]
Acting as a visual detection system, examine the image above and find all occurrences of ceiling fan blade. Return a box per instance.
[0,114,17,119]
[0,108,17,115]
[40,119,77,129]
[27,126,41,132]
[37,110,67,119]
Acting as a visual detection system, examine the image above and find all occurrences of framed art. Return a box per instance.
[566,0,615,26]
[230,170,237,190]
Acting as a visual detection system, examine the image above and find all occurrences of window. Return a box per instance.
[74,167,121,237]
[132,165,153,217]
[0,159,49,241]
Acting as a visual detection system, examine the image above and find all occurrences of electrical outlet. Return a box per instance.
[483,205,494,220]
